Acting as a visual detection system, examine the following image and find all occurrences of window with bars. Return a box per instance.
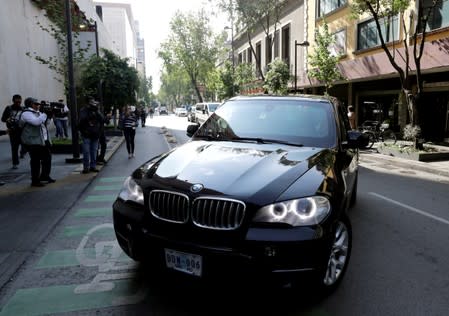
[266,35,273,66]
[274,30,280,58]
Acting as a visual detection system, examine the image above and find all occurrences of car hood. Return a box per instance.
[145,141,332,204]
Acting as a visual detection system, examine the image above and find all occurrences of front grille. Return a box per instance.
[149,190,189,223]
[191,197,246,230]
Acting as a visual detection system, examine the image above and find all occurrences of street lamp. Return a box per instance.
[224,25,235,96]
[294,40,310,93]
[64,0,81,163]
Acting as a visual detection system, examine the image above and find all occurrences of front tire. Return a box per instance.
[364,132,375,149]
[316,216,352,295]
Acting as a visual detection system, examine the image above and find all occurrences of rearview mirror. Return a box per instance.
[186,124,200,137]
[345,131,369,149]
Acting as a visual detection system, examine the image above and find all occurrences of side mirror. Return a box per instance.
[186,123,200,137]
[345,131,369,149]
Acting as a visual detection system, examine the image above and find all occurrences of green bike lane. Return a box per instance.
[0,124,330,316]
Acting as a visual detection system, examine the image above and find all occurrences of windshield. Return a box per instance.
[207,103,220,112]
[193,99,337,148]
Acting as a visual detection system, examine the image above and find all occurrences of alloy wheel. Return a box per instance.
[323,221,350,286]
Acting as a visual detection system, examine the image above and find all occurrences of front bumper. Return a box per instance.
[113,199,333,281]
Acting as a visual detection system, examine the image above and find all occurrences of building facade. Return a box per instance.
[232,0,449,143]
[93,1,137,68]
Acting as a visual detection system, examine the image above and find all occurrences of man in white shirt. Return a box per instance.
[20,97,55,187]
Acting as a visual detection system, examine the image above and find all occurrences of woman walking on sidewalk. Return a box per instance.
[120,106,138,158]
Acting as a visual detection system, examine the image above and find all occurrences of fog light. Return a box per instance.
[265,246,276,257]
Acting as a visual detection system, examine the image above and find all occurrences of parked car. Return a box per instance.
[194,102,220,125]
[113,95,368,293]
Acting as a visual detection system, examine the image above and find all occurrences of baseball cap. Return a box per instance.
[24,97,39,107]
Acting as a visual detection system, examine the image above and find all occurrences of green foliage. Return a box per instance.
[28,0,92,91]
[351,0,410,18]
[159,9,223,103]
[80,49,139,112]
[308,23,344,94]
[218,61,239,100]
[158,67,192,106]
[235,63,256,87]
[263,58,289,95]
[137,75,152,105]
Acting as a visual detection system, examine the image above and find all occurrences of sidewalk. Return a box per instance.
[0,132,124,289]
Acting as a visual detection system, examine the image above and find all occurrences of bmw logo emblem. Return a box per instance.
[190,183,204,193]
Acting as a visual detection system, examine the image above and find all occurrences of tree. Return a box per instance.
[137,75,152,106]
[351,0,442,145]
[308,23,344,94]
[264,58,290,95]
[158,68,192,107]
[80,49,139,113]
[158,9,223,103]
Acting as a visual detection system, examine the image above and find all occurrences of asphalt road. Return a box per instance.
[0,114,448,316]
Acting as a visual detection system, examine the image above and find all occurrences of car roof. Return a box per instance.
[228,94,335,104]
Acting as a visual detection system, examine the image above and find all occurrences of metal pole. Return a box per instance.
[65,0,81,162]
[294,40,298,93]
[93,21,104,112]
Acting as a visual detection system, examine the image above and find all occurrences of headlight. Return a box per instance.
[253,196,330,226]
[118,176,144,205]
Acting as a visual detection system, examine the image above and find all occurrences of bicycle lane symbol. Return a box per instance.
[74,223,148,305]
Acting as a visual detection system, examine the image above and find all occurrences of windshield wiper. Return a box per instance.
[194,134,216,140]
[231,137,303,147]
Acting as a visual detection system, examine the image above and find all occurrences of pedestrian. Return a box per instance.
[0,128,8,186]
[97,110,111,165]
[1,94,27,169]
[348,105,356,130]
[78,97,104,174]
[120,106,138,158]
[140,107,147,127]
[20,97,55,187]
[149,107,154,119]
[53,99,69,139]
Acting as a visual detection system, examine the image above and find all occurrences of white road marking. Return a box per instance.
[369,192,449,226]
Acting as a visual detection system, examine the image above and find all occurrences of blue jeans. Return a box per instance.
[55,119,69,138]
[82,137,99,170]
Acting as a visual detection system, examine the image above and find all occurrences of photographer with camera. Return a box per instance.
[1,94,27,169]
[20,97,55,187]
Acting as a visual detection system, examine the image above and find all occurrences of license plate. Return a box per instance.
[164,249,202,277]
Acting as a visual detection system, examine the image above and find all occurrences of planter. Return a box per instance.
[51,143,83,154]
[377,146,449,162]
[104,128,123,137]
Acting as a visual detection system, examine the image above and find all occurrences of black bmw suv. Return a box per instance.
[113,95,367,293]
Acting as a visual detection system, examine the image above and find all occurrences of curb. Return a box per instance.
[72,136,124,173]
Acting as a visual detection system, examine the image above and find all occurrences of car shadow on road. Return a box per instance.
[130,263,329,316]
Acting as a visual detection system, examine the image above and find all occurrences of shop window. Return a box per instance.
[317,0,347,18]
[357,15,399,50]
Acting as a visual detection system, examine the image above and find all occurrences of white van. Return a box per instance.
[194,102,220,125]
